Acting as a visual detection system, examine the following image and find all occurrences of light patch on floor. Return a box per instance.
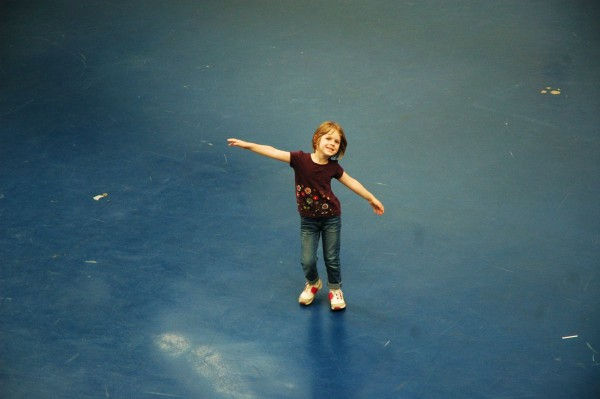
[155,332,299,398]
[156,333,191,357]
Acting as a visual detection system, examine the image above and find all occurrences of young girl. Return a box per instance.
[227,121,384,310]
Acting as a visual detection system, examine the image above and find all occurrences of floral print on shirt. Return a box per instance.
[296,184,335,217]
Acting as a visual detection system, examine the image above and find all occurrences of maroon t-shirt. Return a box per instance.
[289,151,344,218]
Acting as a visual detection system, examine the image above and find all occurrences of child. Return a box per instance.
[227,121,384,310]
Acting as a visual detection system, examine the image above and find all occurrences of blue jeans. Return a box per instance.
[300,216,342,290]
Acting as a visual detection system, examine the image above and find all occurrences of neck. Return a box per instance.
[311,152,329,165]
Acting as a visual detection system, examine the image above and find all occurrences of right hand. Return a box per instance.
[227,138,248,148]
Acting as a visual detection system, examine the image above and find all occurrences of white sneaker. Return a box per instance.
[298,279,322,305]
[328,289,346,310]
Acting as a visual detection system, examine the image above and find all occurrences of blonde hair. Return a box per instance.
[311,121,347,160]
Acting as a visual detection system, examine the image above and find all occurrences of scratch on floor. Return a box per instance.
[557,192,570,209]
[2,99,35,117]
[144,392,183,398]
[471,102,558,129]
[146,151,181,162]
[65,353,80,363]
[79,52,87,68]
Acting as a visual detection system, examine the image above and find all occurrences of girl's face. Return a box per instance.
[316,130,341,158]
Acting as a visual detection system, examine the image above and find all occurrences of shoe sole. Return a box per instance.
[299,295,317,306]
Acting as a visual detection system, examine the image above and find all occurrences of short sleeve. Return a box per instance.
[333,161,344,180]
[289,151,301,168]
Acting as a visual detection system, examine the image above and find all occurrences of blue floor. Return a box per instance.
[1,1,599,398]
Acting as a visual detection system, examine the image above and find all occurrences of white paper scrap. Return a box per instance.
[93,193,108,201]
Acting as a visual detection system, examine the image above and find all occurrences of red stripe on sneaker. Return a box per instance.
[311,286,318,294]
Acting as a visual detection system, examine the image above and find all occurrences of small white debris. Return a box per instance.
[93,193,108,201]
[85,260,97,264]
[562,335,578,340]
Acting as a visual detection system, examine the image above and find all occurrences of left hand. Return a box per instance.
[369,198,385,215]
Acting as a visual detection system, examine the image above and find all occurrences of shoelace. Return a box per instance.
[331,290,344,301]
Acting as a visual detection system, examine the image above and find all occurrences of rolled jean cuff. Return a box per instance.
[327,282,341,290]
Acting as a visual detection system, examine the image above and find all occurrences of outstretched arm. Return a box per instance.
[339,172,385,215]
[227,138,291,163]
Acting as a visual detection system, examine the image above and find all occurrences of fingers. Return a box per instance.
[371,201,384,215]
